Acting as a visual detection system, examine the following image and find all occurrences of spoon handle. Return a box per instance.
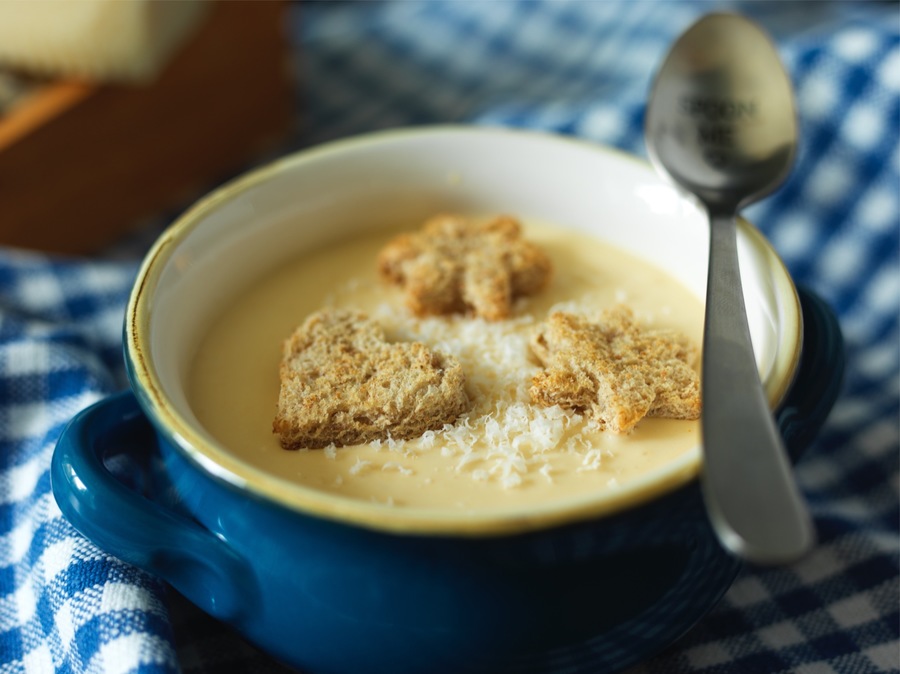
[702,212,815,564]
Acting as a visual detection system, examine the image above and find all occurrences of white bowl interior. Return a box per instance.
[130,127,800,531]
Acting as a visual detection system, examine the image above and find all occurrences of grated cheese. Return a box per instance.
[539,463,554,483]
[382,462,414,476]
[349,458,372,476]
[355,301,618,489]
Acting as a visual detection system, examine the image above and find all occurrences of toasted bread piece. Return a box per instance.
[530,306,701,434]
[378,214,552,320]
[273,308,469,449]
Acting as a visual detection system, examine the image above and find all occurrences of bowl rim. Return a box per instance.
[125,124,803,537]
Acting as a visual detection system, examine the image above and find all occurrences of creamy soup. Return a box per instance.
[188,221,704,511]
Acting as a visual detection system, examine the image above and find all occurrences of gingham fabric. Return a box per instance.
[1,1,897,673]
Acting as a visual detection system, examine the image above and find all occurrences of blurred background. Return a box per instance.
[1,0,894,263]
[0,1,294,253]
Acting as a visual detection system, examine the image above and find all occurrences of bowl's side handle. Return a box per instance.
[50,390,256,622]
[778,285,846,461]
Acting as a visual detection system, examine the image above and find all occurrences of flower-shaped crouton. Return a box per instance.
[377,214,552,321]
[273,309,469,449]
[530,306,701,434]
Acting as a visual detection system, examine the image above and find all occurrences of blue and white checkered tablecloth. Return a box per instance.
[1,1,897,672]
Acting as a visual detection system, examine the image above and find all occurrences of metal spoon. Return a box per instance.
[645,13,814,564]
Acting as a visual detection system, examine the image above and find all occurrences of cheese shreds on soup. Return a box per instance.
[188,220,704,511]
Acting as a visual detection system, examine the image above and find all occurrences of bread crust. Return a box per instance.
[273,309,470,449]
[530,306,701,434]
[377,214,552,320]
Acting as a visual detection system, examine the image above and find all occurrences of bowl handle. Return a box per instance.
[777,285,846,461]
[50,390,256,622]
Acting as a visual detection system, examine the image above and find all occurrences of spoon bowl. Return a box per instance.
[647,13,797,212]
[645,13,814,564]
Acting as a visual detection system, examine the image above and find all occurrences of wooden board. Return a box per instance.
[0,1,295,254]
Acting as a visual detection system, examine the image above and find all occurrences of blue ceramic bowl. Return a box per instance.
[51,128,843,674]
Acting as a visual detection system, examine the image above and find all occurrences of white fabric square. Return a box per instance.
[580,106,627,144]
[794,548,845,585]
[726,575,771,607]
[856,181,899,233]
[759,620,807,649]
[686,641,733,669]
[800,67,842,121]
[865,642,900,670]
[18,275,65,313]
[878,47,900,92]
[833,28,879,63]
[770,213,817,259]
[53,600,75,656]
[21,643,53,674]
[807,161,852,209]
[829,593,879,628]
[816,237,867,286]
[844,102,886,150]
[39,537,77,586]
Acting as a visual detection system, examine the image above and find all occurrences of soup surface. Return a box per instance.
[188,220,704,511]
